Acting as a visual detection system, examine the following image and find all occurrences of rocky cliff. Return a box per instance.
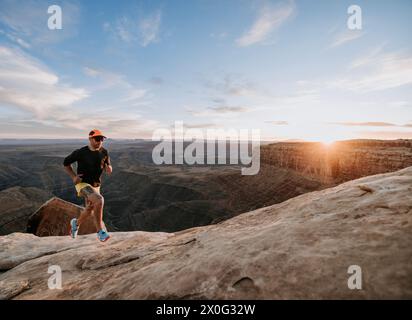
[1,166,411,299]
[0,187,52,236]
[26,198,105,237]
[261,139,412,184]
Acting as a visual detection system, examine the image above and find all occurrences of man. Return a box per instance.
[63,129,112,242]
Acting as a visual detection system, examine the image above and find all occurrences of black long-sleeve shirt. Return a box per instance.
[63,146,110,187]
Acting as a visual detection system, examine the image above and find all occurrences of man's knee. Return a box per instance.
[89,193,104,207]
[85,199,94,212]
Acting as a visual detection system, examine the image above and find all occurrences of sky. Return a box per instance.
[0,0,411,141]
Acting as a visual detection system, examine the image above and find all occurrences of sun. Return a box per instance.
[315,133,345,146]
[320,138,336,146]
[314,135,341,147]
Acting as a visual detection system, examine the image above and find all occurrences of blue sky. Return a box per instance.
[0,0,411,141]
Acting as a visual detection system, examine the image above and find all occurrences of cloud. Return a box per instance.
[83,67,126,88]
[0,29,31,48]
[148,76,164,85]
[0,45,158,140]
[182,123,218,129]
[349,44,386,69]
[186,105,250,117]
[265,120,289,125]
[331,122,397,127]
[105,9,162,47]
[208,106,249,113]
[83,66,148,104]
[0,0,80,46]
[330,30,363,48]
[211,98,226,104]
[236,0,295,47]
[122,88,147,102]
[83,67,101,78]
[201,74,320,114]
[331,50,412,92]
[388,101,411,108]
[115,17,133,43]
[210,32,228,39]
[356,130,412,140]
[0,46,88,118]
[274,89,319,106]
[331,121,412,128]
[139,10,162,47]
[50,114,161,139]
[0,116,162,139]
[203,74,258,97]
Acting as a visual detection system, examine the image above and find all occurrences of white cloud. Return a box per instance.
[208,106,249,113]
[139,10,162,47]
[186,105,250,117]
[274,89,320,106]
[0,51,160,138]
[105,9,162,47]
[330,30,364,48]
[388,101,411,108]
[236,1,295,47]
[83,67,101,78]
[83,67,126,88]
[349,44,385,69]
[115,17,134,43]
[203,73,259,97]
[0,29,31,48]
[330,122,397,127]
[356,130,412,140]
[199,73,321,114]
[47,112,162,139]
[183,123,219,129]
[0,115,163,139]
[210,32,228,39]
[0,46,88,118]
[265,120,289,125]
[331,51,412,92]
[83,66,148,104]
[123,88,147,102]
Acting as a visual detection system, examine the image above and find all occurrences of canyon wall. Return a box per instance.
[260,139,412,184]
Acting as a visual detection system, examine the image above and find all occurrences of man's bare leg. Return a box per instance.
[88,193,104,230]
[87,192,109,241]
[79,186,104,231]
[93,195,104,230]
[77,198,93,227]
[70,186,109,241]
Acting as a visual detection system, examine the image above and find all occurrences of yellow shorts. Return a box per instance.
[75,183,101,197]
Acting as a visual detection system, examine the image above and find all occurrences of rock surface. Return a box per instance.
[0,167,411,299]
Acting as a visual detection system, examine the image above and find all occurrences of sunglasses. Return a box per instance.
[93,136,105,142]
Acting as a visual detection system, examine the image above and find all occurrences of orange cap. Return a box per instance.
[89,129,107,139]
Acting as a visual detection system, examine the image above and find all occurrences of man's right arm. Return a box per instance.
[63,149,83,184]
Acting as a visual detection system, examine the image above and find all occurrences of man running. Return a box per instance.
[63,129,112,242]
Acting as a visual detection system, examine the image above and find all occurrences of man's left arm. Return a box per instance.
[104,152,113,175]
